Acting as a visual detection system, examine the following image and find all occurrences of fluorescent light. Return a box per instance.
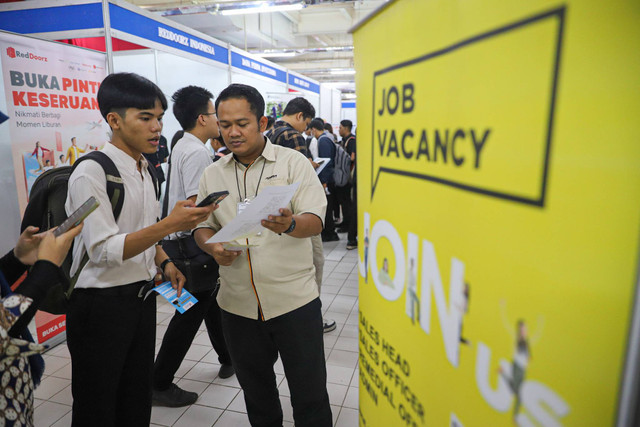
[220,3,304,16]
[255,51,298,58]
[329,69,356,75]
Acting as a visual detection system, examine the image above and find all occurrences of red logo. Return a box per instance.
[6,47,15,58]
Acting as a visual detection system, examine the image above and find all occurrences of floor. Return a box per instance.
[33,232,360,426]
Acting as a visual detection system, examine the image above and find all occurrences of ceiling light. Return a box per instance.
[329,70,356,75]
[220,2,305,16]
[254,51,298,58]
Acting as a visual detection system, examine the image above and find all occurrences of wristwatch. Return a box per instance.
[284,216,296,234]
[160,258,174,272]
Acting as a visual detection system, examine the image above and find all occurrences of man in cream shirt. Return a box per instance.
[194,84,332,426]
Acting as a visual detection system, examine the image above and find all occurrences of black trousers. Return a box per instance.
[322,185,337,238]
[347,178,357,243]
[221,298,332,427]
[333,183,352,227]
[153,287,231,390]
[66,282,156,427]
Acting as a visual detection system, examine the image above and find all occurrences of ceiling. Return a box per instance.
[127,0,388,99]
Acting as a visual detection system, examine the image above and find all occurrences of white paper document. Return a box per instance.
[313,157,330,176]
[206,182,300,244]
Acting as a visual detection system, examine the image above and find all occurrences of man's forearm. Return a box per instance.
[194,227,216,255]
[123,217,179,260]
[287,213,322,238]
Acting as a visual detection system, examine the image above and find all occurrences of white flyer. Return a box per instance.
[206,182,300,244]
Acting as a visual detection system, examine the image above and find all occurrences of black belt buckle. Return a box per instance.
[138,280,156,300]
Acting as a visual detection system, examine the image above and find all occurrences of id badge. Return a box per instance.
[237,198,251,215]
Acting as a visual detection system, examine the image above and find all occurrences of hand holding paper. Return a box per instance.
[206,182,300,244]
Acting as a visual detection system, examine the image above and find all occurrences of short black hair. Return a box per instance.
[172,86,213,131]
[215,83,264,123]
[324,123,333,133]
[282,97,315,119]
[266,116,275,129]
[309,118,325,131]
[97,73,167,121]
[340,119,353,131]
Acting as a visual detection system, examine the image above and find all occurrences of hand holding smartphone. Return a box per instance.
[197,191,229,208]
[54,196,99,237]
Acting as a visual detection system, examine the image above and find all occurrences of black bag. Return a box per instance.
[161,235,219,294]
[20,151,159,314]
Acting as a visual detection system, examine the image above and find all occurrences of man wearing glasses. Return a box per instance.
[153,85,234,407]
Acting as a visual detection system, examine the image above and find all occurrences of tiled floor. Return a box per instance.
[34,233,360,426]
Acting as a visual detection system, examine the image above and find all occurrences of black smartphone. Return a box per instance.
[197,190,229,208]
[54,196,100,237]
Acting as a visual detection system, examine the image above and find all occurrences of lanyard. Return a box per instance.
[234,157,266,202]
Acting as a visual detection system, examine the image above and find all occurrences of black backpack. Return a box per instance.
[20,151,159,314]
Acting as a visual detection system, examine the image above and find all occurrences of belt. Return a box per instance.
[75,280,156,298]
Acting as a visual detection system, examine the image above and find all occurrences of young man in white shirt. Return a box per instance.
[153,85,233,407]
[65,73,215,426]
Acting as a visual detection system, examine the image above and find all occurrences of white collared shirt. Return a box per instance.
[164,132,212,240]
[65,143,160,288]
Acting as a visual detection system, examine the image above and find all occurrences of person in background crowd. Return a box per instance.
[194,83,332,426]
[142,134,168,185]
[308,118,339,242]
[324,122,337,143]
[1,224,83,426]
[265,97,336,333]
[264,115,275,134]
[64,72,215,426]
[153,85,234,408]
[211,135,230,162]
[340,119,357,248]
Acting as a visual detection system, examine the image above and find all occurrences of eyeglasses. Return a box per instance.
[200,112,216,118]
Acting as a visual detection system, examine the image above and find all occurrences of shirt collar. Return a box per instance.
[223,137,275,168]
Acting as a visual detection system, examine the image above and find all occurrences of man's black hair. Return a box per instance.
[282,97,315,120]
[309,118,325,131]
[172,85,213,131]
[215,83,264,123]
[266,116,275,129]
[97,72,167,121]
[340,119,353,131]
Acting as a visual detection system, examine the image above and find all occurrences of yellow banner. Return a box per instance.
[353,0,640,425]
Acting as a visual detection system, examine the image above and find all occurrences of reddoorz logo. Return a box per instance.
[6,46,48,62]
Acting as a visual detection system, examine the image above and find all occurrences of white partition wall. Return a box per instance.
[155,52,230,142]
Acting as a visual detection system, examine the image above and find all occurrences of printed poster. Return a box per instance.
[353,0,640,426]
[0,31,109,345]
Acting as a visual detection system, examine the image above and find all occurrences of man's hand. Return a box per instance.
[37,223,84,267]
[261,208,293,235]
[211,242,241,266]
[163,262,186,297]
[166,200,217,234]
[14,226,45,265]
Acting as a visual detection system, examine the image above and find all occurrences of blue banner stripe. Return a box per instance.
[230,51,287,84]
[109,4,228,64]
[0,4,103,34]
[288,74,320,94]
[342,102,356,108]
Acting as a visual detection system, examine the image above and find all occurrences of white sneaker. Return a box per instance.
[323,318,336,333]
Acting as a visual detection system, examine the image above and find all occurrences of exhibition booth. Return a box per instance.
[0,0,342,348]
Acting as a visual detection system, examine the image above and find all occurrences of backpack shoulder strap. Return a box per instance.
[67,151,125,295]
[268,125,289,146]
[72,151,125,222]
[146,160,160,201]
